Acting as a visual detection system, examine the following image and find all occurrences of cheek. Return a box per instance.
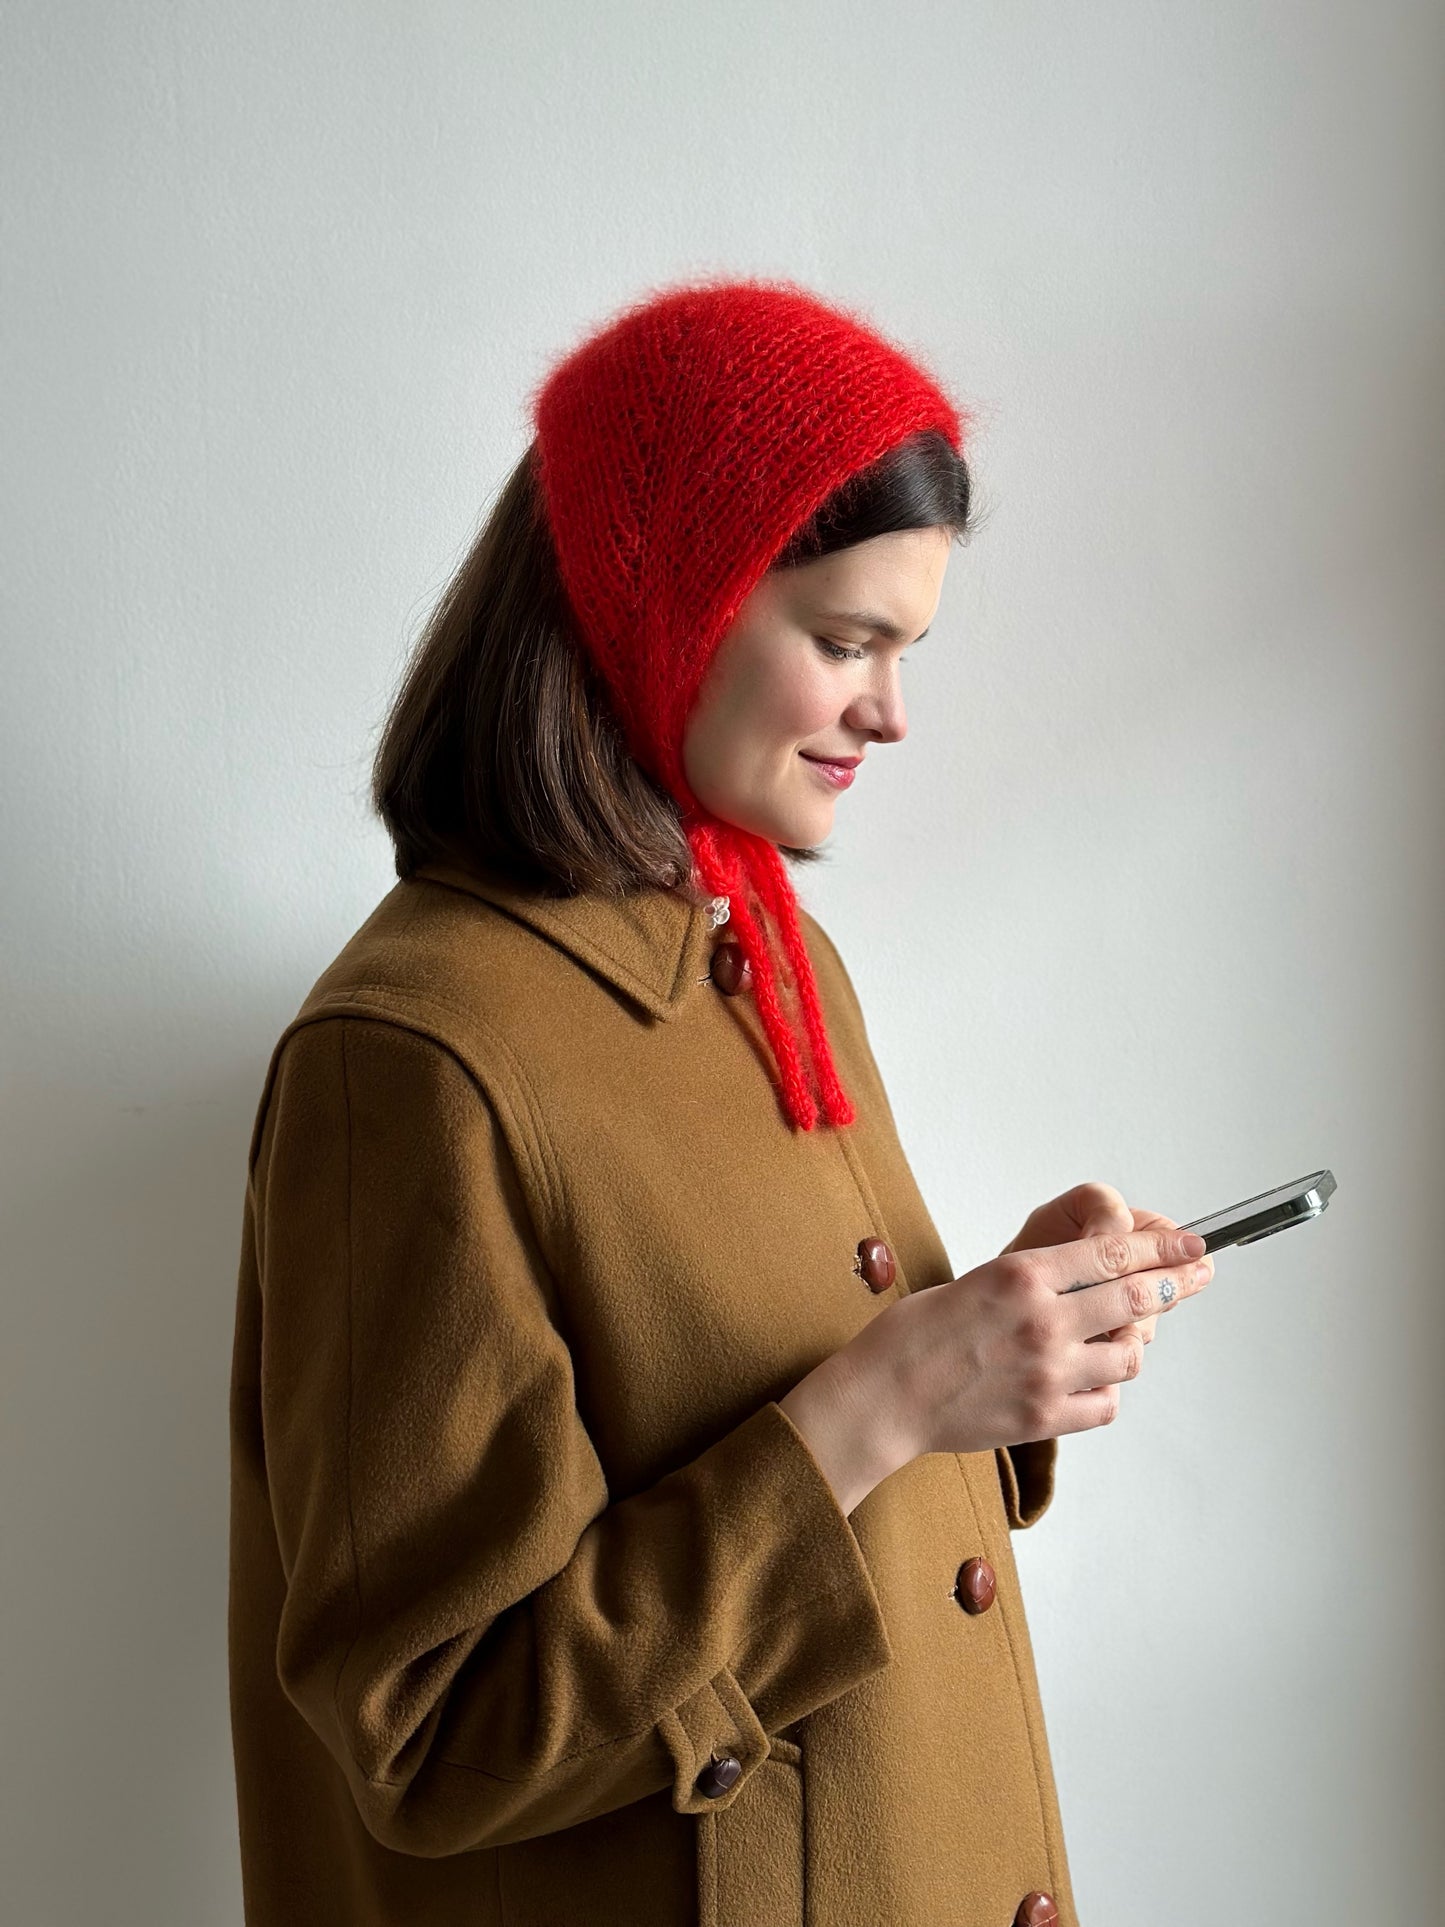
[721,662,817,754]
[766,656,837,738]
[688,636,840,784]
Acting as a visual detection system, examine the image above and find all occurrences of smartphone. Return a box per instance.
[1179,1169,1337,1255]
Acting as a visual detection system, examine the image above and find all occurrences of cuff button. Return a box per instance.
[695,1753,742,1799]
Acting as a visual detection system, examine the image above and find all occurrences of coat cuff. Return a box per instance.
[996,1440,1058,1529]
[659,1400,894,1815]
[657,1670,771,1814]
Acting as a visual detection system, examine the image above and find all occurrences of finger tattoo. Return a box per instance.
[1158,1276,1177,1305]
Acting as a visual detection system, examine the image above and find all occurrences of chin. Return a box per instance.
[702,783,834,850]
[707,813,828,850]
[768,811,833,849]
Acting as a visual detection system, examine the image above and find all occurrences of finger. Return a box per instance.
[1065,1255,1210,1339]
[1122,1214,1218,1304]
[1127,1208,1181,1234]
[1066,1333,1144,1393]
[1090,1314,1159,1346]
[1051,1385,1124,1436]
[1041,1224,1205,1295]
[1004,1181,1132,1255]
[1122,1313,1162,1343]
[1078,1187,1134,1239]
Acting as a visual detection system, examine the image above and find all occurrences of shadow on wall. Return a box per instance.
[4,1017,294,1924]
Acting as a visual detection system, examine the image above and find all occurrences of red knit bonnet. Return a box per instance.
[528,276,965,1131]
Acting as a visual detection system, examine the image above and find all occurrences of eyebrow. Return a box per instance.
[814,608,930,644]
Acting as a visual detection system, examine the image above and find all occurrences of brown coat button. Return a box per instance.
[695,1753,742,1799]
[709,940,751,996]
[1014,1895,1058,1926]
[953,1556,997,1614]
[857,1237,896,1294]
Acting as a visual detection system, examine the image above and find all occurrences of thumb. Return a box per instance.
[1080,1202,1134,1240]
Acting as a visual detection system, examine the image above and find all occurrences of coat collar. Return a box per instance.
[412,859,719,1024]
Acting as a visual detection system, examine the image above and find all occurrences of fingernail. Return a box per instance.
[1194,1262,1211,1284]
[1181,1233,1206,1259]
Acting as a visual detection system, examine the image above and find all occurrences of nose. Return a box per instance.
[843,662,908,746]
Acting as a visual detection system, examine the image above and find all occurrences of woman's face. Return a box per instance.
[682,526,953,848]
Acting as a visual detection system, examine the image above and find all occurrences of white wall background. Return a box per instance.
[4,3,1442,1921]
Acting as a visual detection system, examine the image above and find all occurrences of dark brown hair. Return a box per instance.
[370,428,975,895]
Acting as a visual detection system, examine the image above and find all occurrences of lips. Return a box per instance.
[800,753,862,769]
[800,752,859,789]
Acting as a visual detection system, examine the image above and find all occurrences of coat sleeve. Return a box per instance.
[248,1013,894,1859]
[801,912,1060,1532]
[994,1441,1057,1529]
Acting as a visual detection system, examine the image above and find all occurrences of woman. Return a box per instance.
[227,277,1213,1927]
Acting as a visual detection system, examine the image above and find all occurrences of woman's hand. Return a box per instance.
[1000,1180,1214,1346]
[786,1179,1217,1510]
[781,1211,1214,1512]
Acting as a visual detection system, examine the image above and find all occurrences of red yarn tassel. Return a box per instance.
[690,825,817,1130]
[753,842,857,1129]
[686,822,854,1132]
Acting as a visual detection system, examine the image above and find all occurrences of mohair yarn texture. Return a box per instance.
[528,276,966,1131]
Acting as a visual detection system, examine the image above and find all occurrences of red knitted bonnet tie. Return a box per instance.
[528,276,965,1131]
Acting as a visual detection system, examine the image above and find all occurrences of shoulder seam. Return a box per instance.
[249,999,563,1238]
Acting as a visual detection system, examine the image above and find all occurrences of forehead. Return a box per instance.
[784,528,951,619]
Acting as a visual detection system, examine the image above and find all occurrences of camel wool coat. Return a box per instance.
[227,857,1078,1927]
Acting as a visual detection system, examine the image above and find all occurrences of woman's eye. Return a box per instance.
[815,639,864,662]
